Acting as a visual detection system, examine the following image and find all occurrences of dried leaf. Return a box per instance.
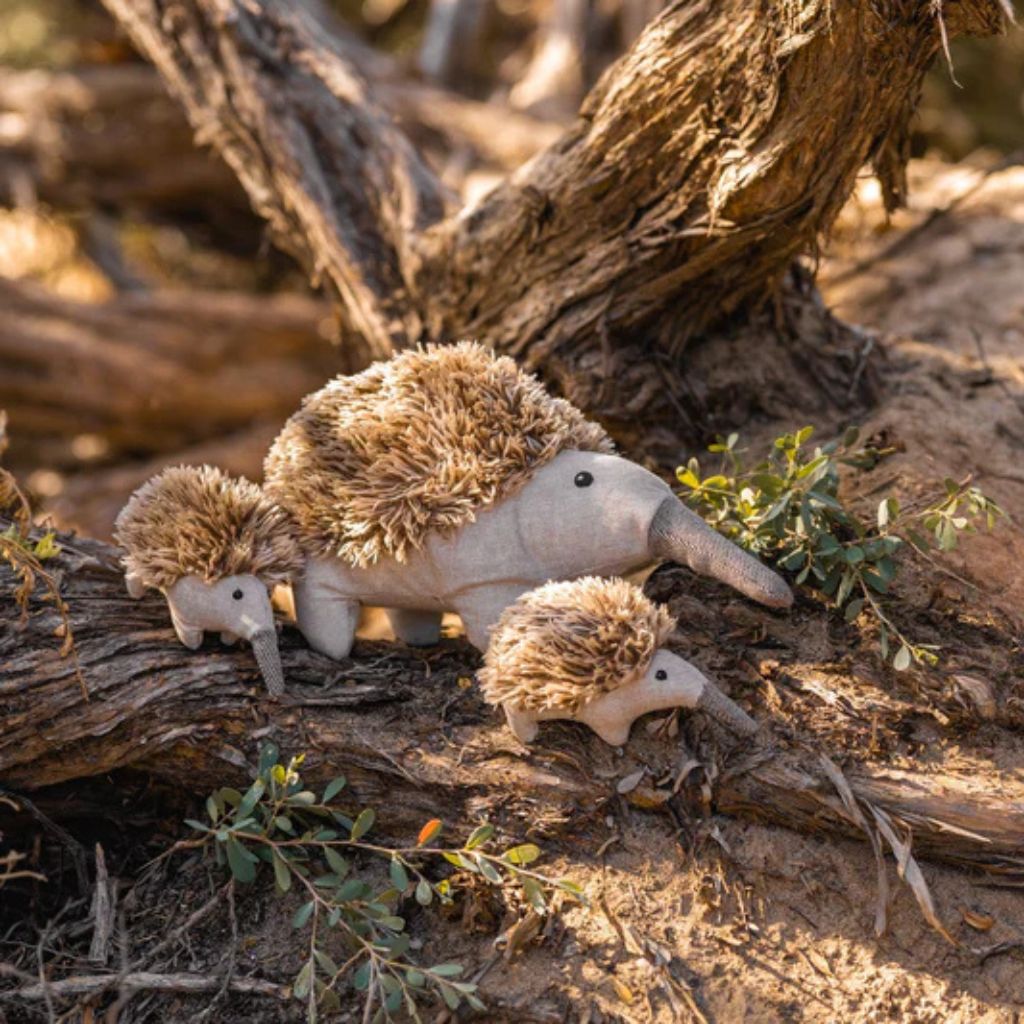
[611,978,634,1005]
[616,769,646,794]
[962,908,995,932]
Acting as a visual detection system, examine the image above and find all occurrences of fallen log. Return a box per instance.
[0,278,340,474]
[2,528,1022,881]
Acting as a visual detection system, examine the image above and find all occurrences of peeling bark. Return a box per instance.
[2,529,1022,879]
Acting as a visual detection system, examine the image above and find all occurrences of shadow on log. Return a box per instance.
[2,527,1022,880]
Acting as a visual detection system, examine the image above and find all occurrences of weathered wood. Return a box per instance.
[0,62,556,218]
[2,529,1022,879]
[97,0,1009,415]
[0,278,340,474]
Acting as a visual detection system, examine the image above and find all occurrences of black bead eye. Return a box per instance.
[232,588,244,601]
[655,669,667,681]
[574,471,594,488]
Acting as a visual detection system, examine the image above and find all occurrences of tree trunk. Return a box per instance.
[99,0,1008,419]
[2,528,1023,881]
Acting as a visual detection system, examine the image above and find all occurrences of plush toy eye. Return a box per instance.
[655,669,667,681]
[232,588,244,600]
[574,471,594,488]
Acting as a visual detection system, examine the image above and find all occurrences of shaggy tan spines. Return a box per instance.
[114,466,304,591]
[478,577,676,713]
[263,341,614,567]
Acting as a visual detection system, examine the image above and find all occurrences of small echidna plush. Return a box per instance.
[263,342,791,663]
[478,577,757,745]
[114,466,303,696]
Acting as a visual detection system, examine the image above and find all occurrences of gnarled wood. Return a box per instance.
[2,528,1022,879]
[98,0,1008,415]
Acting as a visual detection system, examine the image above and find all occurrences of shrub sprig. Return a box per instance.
[677,426,1002,670]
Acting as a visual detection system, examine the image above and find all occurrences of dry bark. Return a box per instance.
[2,529,1022,880]
[0,278,340,475]
[98,0,1009,416]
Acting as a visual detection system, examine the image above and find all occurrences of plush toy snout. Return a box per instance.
[164,574,285,697]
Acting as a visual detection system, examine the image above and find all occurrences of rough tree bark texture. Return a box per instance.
[99,0,1008,416]
[2,530,1023,879]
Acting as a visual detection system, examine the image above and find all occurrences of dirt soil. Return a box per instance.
[3,157,1024,1024]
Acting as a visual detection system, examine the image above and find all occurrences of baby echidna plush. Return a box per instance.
[478,577,757,745]
[264,342,791,661]
[114,466,303,696]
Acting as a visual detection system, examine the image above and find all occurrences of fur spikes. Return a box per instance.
[263,342,614,566]
[478,577,676,713]
[114,466,304,591]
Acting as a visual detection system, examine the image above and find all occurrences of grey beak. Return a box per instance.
[697,683,758,736]
[250,628,285,698]
[649,497,793,608]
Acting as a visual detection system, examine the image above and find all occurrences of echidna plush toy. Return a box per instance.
[264,342,791,660]
[479,576,757,745]
[114,466,303,696]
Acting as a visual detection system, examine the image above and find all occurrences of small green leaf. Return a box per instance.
[225,838,256,884]
[415,879,433,905]
[293,960,313,1000]
[313,949,338,976]
[522,875,547,912]
[258,742,280,776]
[893,646,912,672]
[843,599,864,623]
[322,776,346,803]
[477,857,502,884]
[465,823,494,850]
[237,779,265,819]
[292,901,314,929]
[503,844,541,866]
[389,858,409,891]
[353,962,371,991]
[431,964,464,978]
[350,808,375,841]
[325,848,349,878]
[272,850,292,893]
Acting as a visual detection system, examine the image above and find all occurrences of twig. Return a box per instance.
[88,844,116,966]
[130,882,230,971]
[0,788,89,893]
[4,971,289,1001]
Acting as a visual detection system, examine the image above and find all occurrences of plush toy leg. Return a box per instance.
[125,573,146,599]
[385,608,443,646]
[454,586,530,650]
[168,606,203,650]
[293,572,359,660]
[504,705,539,743]
[577,700,632,746]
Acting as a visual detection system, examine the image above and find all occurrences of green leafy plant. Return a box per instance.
[0,411,85,697]
[185,746,585,1022]
[677,426,1002,670]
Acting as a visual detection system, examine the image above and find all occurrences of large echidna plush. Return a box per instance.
[264,342,791,662]
[479,577,757,745]
[114,465,303,696]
